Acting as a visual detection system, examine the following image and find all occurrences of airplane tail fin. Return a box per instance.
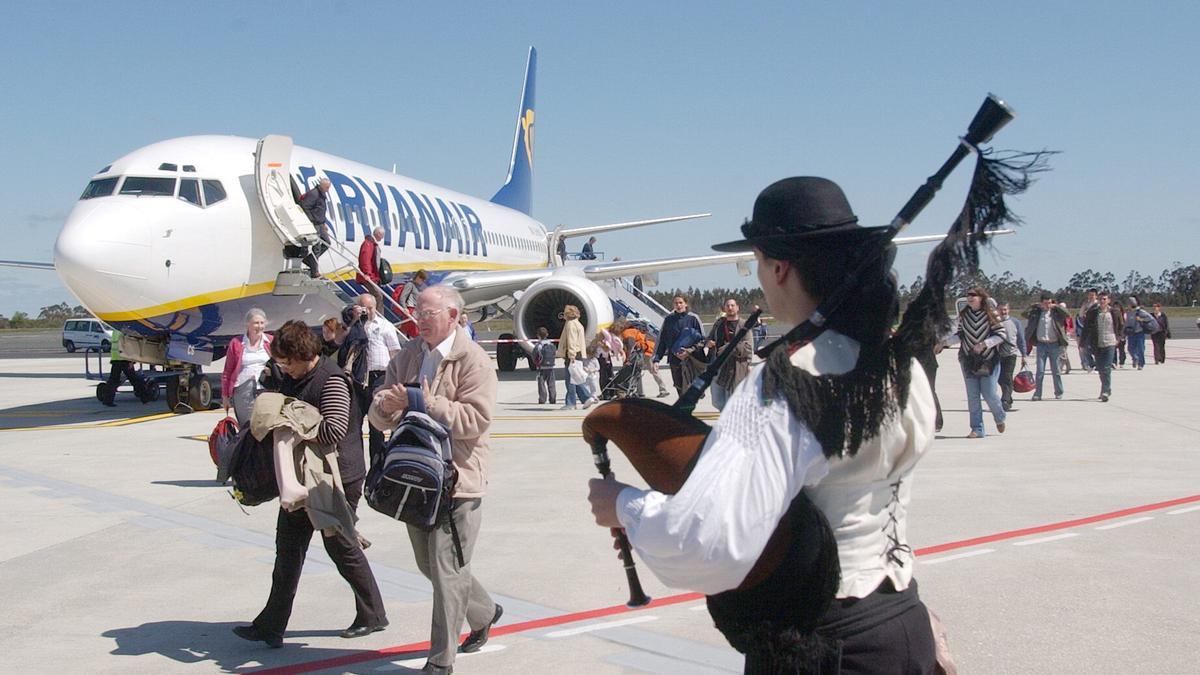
[490,47,537,216]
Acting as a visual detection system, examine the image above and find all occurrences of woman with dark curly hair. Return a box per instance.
[232,320,387,649]
[956,287,1007,438]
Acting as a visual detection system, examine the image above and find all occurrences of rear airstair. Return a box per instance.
[599,276,670,324]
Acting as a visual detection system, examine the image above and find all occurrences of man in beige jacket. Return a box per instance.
[368,285,501,675]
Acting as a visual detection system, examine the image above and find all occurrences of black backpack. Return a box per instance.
[227,427,278,507]
[365,387,458,531]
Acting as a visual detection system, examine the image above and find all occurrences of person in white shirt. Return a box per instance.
[587,177,941,673]
[355,293,401,461]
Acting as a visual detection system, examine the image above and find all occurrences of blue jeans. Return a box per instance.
[962,361,1006,436]
[711,383,730,411]
[1127,333,1147,368]
[563,364,591,406]
[1034,342,1063,398]
[1094,346,1115,396]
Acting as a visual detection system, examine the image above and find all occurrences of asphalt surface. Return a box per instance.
[1,344,1198,673]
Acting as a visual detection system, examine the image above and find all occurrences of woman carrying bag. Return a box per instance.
[956,288,1007,439]
[222,308,273,426]
[557,305,596,410]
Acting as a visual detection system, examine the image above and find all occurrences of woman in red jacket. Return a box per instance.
[221,308,273,425]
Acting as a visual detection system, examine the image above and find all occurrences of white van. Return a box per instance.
[62,319,113,353]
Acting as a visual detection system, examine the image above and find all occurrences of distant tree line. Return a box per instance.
[0,302,91,329]
[653,261,1200,318]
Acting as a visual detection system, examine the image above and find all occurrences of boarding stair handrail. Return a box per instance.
[314,234,418,335]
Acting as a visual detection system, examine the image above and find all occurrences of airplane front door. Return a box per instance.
[254,135,320,248]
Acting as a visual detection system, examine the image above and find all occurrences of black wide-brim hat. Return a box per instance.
[712,176,891,253]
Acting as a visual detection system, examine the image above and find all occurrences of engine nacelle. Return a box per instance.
[513,272,614,347]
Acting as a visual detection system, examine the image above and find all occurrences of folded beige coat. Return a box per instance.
[250,392,323,441]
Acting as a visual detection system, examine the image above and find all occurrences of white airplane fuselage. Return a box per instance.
[55,135,549,350]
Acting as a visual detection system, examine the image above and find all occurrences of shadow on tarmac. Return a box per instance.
[102,620,418,673]
[151,479,226,488]
[0,396,157,429]
[0,372,84,379]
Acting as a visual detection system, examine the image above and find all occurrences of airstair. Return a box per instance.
[599,276,670,325]
[256,135,418,336]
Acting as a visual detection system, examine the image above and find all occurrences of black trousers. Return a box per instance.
[998,355,1017,409]
[366,370,387,461]
[253,481,386,638]
[816,580,937,675]
[104,360,146,403]
[1151,333,1167,363]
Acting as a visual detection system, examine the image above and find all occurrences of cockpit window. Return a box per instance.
[120,176,177,196]
[158,163,178,171]
[178,179,201,206]
[80,177,119,200]
[202,180,226,206]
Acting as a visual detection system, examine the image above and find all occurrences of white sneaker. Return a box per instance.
[582,398,598,409]
[559,404,577,410]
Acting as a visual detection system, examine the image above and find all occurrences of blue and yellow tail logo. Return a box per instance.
[491,47,537,216]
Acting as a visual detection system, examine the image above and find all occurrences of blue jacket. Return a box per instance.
[654,311,703,364]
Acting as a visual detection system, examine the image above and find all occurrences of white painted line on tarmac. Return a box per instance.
[690,604,709,611]
[376,644,506,670]
[1012,533,1079,547]
[545,615,658,638]
[1167,505,1200,515]
[921,548,996,565]
[1094,516,1154,530]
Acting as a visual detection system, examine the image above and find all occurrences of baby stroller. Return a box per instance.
[602,357,643,400]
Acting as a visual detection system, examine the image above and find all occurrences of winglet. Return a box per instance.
[490,47,537,216]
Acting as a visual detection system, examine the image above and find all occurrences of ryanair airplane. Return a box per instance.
[8,47,948,412]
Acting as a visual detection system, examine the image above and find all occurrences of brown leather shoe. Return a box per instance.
[966,431,980,439]
[996,423,1006,434]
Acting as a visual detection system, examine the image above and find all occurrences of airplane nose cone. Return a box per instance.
[55,202,153,316]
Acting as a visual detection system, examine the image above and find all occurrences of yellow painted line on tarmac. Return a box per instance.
[98,412,178,427]
[493,431,582,439]
[0,411,183,432]
[492,412,718,421]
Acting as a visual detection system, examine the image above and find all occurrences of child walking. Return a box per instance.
[534,327,557,404]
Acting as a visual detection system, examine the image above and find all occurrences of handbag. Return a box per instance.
[568,359,588,385]
[963,348,997,377]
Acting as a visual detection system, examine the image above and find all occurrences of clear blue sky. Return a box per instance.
[2,1,1198,316]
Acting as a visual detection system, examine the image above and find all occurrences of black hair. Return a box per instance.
[536,326,548,338]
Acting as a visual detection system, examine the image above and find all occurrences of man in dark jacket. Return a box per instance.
[300,178,333,277]
[1082,291,1123,402]
[1023,292,1069,400]
[705,298,753,410]
[653,295,704,396]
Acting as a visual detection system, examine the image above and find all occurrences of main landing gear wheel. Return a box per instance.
[496,333,519,372]
[189,377,213,410]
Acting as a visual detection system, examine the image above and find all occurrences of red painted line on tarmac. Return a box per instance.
[255,493,1200,673]
[254,593,703,674]
[914,493,1200,556]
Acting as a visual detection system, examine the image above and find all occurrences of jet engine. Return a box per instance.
[498,273,614,371]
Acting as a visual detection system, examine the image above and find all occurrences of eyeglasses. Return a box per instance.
[414,308,447,320]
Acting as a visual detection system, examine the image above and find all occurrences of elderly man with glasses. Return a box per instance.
[367,285,502,675]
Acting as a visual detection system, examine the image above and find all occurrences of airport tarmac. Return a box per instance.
[1,343,1198,674]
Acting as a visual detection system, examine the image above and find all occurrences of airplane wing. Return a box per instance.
[576,230,1014,281]
[446,230,1013,305]
[0,259,55,270]
[553,213,710,241]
